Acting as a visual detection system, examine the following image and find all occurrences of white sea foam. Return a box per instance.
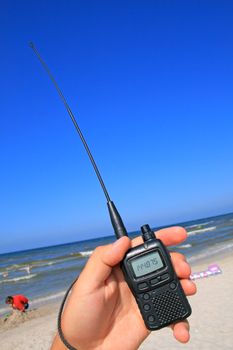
[179,244,192,248]
[187,226,216,236]
[30,291,66,307]
[186,221,214,229]
[17,257,76,270]
[79,250,93,257]
[6,264,21,271]
[200,220,214,226]
[186,224,201,229]
[0,273,37,284]
[188,241,233,263]
[1,252,88,275]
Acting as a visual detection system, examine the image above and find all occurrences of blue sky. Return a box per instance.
[1,1,233,253]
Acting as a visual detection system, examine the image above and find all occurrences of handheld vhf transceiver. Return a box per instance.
[30,43,192,350]
[121,224,191,330]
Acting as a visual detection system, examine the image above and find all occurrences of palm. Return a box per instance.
[100,266,149,349]
[57,229,196,350]
[70,266,149,350]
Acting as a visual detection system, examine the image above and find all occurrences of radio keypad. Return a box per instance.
[150,277,159,285]
[140,275,174,326]
[138,282,148,290]
[169,282,177,290]
[142,293,150,300]
[143,303,151,311]
[138,272,172,326]
[150,273,169,286]
[147,315,155,323]
[161,273,169,280]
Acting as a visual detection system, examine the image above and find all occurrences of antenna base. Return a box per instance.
[107,201,128,239]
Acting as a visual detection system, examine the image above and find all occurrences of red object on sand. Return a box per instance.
[12,295,29,311]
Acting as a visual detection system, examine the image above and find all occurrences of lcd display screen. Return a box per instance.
[130,251,164,277]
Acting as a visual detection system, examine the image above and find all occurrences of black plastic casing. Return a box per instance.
[121,237,192,330]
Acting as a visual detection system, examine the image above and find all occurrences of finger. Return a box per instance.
[102,236,131,266]
[131,226,187,248]
[170,254,191,279]
[156,226,187,246]
[171,320,190,343]
[180,279,197,296]
[78,236,131,290]
[170,251,187,261]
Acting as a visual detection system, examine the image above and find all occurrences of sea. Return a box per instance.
[0,212,233,316]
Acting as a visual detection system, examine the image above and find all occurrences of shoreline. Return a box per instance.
[0,250,232,350]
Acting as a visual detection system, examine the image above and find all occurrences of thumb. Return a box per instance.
[103,236,131,266]
[78,236,131,290]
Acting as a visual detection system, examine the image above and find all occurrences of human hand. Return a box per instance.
[51,227,196,350]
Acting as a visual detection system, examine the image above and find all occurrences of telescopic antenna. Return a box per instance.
[29,42,110,202]
[29,42,128,239]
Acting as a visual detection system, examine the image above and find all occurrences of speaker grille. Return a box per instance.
[151,290,186,325]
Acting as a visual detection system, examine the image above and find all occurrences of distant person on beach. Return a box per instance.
[5,295,29,312]
[51,227,197,350]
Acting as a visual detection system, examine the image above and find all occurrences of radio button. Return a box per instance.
[150,277,159,285]
[161,273,169,280]
[143,293,150,300]
[138,282,148,290]
[169,282,177,290]
[143,304,151,311]
[147,315,155,323]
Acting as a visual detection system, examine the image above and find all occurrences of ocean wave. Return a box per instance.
[185,221,214,229]
[188,241,233,263]
[0,264,22,272]
[187,226,216,236]
[0,273,37,284]
[79,250,93,257]
[179,244,192,248]
[0,250,92,273]
[30,291,66,307]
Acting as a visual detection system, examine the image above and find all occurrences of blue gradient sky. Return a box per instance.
[1,1,233,253]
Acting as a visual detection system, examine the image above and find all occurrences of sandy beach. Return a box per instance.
[0,253,232,350]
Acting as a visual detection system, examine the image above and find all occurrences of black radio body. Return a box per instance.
[121,225,192,330]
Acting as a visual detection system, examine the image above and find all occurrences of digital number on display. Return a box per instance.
[131,251,164,277]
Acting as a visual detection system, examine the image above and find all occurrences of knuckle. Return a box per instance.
[93,246,104,255]
[171,252,186,262]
